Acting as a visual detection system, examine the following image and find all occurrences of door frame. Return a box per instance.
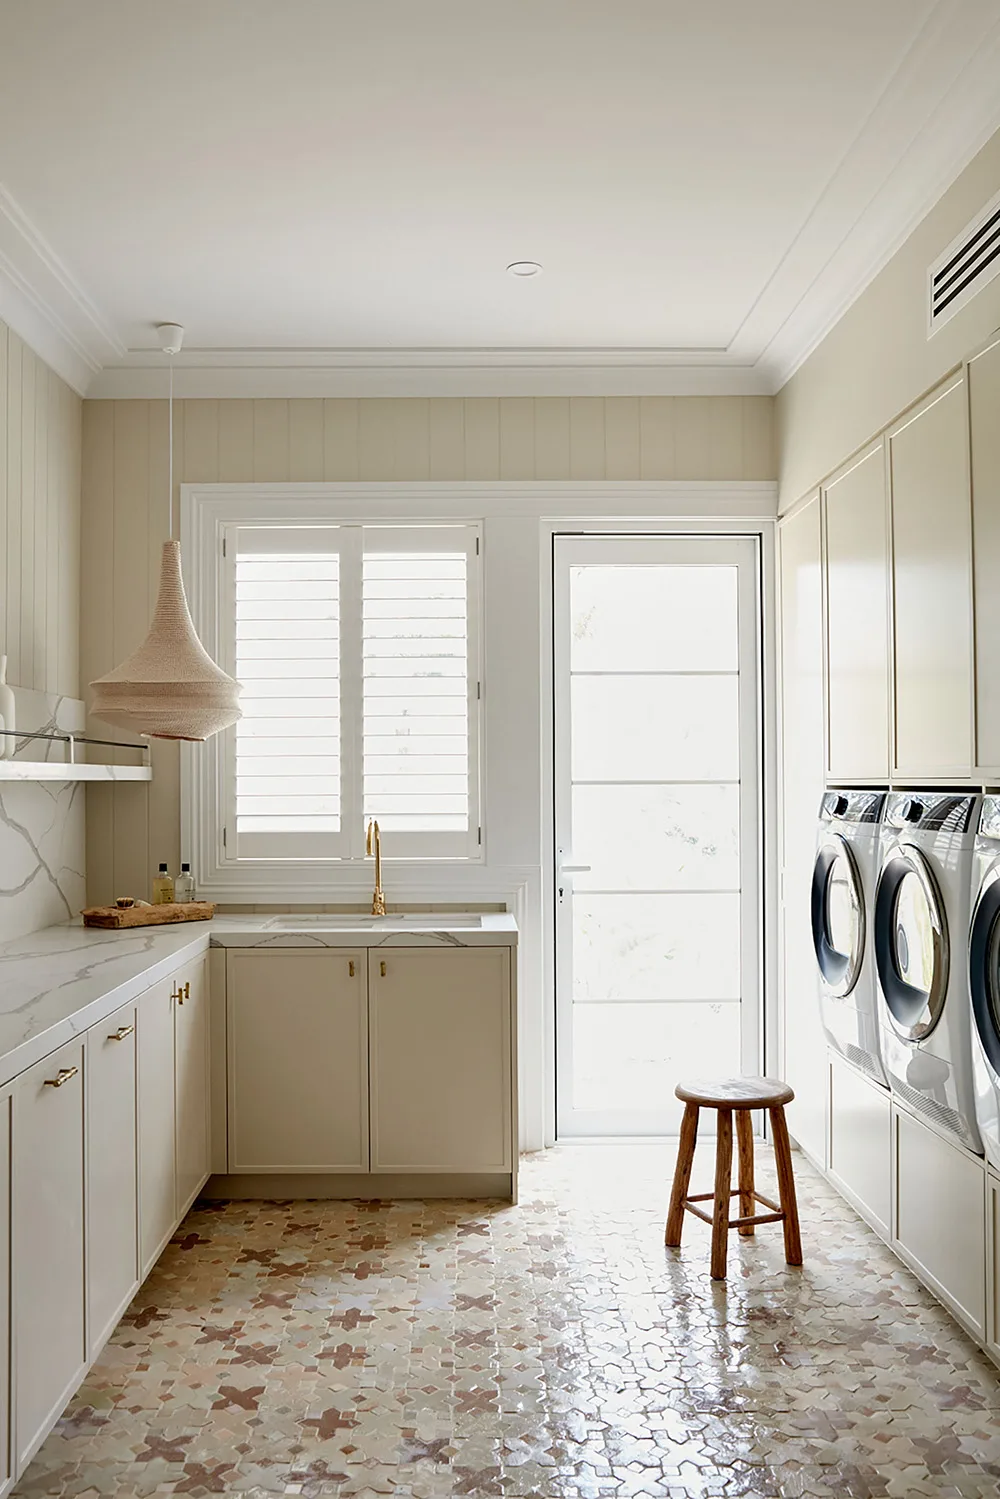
[540,518,778,1145]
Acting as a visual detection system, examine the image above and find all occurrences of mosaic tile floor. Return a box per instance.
[14,1143,1000,1498]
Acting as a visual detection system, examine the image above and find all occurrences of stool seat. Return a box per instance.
[675,1076,794,1109]
[665,1075,802,1279]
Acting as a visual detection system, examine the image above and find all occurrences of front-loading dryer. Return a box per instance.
[811,790,886,1085]
[967,796,1000,1171]
[875,791,982,1155]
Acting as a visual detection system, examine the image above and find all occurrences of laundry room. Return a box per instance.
[4,4,1000,1496]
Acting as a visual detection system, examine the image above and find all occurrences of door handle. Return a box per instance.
[108,1024,134,1041]
[349,960,355,977]
[380,961,387,977]
[44,1066,79,1088]
[559,864,591,873]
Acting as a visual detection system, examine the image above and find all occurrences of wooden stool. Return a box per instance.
[664,1077,802,1280]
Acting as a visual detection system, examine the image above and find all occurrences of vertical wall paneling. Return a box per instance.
[603,397,641,478]
[322,400,360,479]
[533,398,570,479]
[20,347,35,689]
[81,392,776,902]
[970,334,1000,772]
[287,400,323,482]
[428,399,465,480]
[568,397,605,479]
[33,362,48,694]
[638,396,675,478]
[0,324,7,684]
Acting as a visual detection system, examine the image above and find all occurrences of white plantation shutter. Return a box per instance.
[233,528,344,858]
[224,521,480,864]
[362,527,478,857]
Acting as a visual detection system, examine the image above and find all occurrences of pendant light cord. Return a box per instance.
[168,357,174,542]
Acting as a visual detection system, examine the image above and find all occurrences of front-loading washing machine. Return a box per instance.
[811,789,886,1085]
[874,791,982,1154]
[967,796,1000,1171]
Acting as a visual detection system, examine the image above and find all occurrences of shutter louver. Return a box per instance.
[363,546,470,836]
[234,539,341,856]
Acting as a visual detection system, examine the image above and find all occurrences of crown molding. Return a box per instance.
[0,183,125,394]
[87,351,771,399]
[755,0,1000,390]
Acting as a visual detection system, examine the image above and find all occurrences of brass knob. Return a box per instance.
[44,1066,79,1088]
[108,1024,134,1041]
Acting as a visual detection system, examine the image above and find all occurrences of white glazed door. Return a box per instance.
[554,535,762,1137]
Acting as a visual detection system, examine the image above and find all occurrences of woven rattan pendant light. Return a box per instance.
[90,325,241,741]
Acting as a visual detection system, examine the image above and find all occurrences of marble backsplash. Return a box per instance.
[0,688,86,943]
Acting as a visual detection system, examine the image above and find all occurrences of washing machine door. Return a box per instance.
[969,863,1000,1077]
[811,834,865,996]
[874,843,949,1040]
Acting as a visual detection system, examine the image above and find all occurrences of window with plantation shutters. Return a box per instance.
[225,522,481,863]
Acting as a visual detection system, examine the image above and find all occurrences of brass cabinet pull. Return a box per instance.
[183,981,191,1000]
[44,1065,79,1088]
[380,960,387,978]
[108,1024,134,1041]
[349,960,355,977]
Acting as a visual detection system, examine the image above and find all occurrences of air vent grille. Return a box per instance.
[844,1043,882,1082]
[928,187,1000,333]
[891,1075,972,1148]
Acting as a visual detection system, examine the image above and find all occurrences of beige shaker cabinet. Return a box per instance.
[137,976,177,1277]
[85,1000,139,1360]
[823,441,890,781]
[226,949,368,1172]
[969,332,1000,774]
[175,957,211,1216]
[12,1040,87,1475]
[369,948,513,1173]
[888,373,974,780]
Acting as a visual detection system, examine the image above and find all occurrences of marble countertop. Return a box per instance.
[0,912,518,1089]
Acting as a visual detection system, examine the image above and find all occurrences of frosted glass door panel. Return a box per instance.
[571,677,740,781]
[570,566,738,671]
[571,784,740,890]
[574,1002,742,1112]
[554,537,760,1136]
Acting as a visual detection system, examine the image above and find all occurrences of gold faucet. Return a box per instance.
[366,819,386,916]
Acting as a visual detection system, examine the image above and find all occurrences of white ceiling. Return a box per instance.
[1,0,999,397]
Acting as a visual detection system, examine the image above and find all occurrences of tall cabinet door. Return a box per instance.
[824,442,890,781]
[889,373,973,779]
[970,333,1000,774]
[137,979,176,1278]
[86,1001,139,1359]
[175,958,211,1217]
[777,495,827,1166]
[227,949,368,1172]
[12,1039,87,1474]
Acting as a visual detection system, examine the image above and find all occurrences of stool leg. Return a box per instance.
[769,1104,803,1266]
[665,1102,699,1246]
[710,1108,733,1280]
[735,1110,755,1237]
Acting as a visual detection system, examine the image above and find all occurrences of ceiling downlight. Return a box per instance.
[506,261,543,278]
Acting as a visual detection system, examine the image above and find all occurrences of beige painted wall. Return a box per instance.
[776,126,1000,511]
[81,393,773,903]
[0,319,82,696]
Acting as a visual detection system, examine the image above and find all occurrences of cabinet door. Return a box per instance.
[0,1093,11,1491]
[12,1040,86,1474]
[824,442,890,780]
[137,979,176,1278]
[829,1054,891,1238]
[86,1001,138,1359]
[175,958,210,1217]
[370,948,512,1172]
[227,950,367,1171]
[889,374,973,778]
[777,497,828,1166]
[970,334,1000,772]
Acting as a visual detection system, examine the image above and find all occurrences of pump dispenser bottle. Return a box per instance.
[152,863,175,904]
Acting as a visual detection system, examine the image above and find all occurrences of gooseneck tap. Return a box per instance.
[366,819,386,916]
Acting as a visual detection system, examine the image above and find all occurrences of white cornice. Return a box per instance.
[87,354,771,399]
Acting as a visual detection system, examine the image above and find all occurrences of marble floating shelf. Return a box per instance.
[0,761,152,782]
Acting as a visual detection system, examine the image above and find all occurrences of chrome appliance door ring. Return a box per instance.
[810,833,865,997]
[874,842,949,1041]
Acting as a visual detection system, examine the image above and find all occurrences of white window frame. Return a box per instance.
[182,487,483,900]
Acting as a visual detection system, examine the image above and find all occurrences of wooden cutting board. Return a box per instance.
[82,901,216,929]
